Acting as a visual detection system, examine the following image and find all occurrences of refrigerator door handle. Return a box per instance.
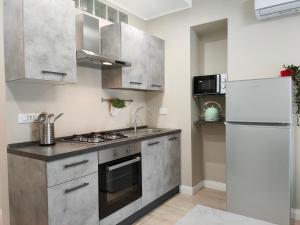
[225,121,290,127]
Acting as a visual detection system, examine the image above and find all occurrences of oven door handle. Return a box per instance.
[106,157,141,171]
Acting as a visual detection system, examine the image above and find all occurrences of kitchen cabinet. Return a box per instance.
[141,137,164,206]
[163,134,181,192]
[141,134,181,207]
[101,23,165,91]
[8,152,98,225]
[145,35,165,90]
[4,0,77,83]
[48,173,98,225]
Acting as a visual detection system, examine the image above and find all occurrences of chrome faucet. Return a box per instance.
[133,106,153,133]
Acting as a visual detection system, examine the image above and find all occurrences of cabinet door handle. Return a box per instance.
[64,160,89,169]
[130,81,142,85]
[148,141,160,146]
[42,70,67,76]
[152,84,162,87]
[65,182,89,194]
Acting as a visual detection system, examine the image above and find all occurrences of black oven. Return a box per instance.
[193,74,227,96]
[98,150,142,219]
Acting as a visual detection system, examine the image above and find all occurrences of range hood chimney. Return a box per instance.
[76,14,131,68]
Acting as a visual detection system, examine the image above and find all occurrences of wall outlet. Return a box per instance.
[159,107,168,115]
[18,113,41,124]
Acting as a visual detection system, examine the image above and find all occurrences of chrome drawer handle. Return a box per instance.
[148,141,160,146]
[152,84,162,87]
[42,70,67,76]
[130,81,142,85]
[169,137,178,141]
[64,160,89,169]
[106,157,141,171]
[65,182,89,194]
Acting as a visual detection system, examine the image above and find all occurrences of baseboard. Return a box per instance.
[180,180,227,195]
[203,180,226,192]
[180,181,203,195]
[292,208,300,220]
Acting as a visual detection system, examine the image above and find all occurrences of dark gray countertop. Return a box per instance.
[7,128,181,162]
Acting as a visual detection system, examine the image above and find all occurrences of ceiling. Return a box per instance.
[106,0,192,20]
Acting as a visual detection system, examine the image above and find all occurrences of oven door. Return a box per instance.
[193,75,219,95]
[99,153,142,219]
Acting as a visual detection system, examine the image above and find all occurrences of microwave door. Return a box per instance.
[194,75,218,95]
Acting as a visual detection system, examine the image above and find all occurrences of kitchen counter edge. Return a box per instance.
[7,129,181,162]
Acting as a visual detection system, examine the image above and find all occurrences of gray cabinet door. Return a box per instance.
[163,134,181,192]
[23,0,77,83]
[141,137,164,206]
[48,173,98,225]
[226,124,291,225]
[121,23,146,89]
[146,35,165,90]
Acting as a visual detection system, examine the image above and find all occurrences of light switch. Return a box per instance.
[159,107,168,115]
[18,113,41,124]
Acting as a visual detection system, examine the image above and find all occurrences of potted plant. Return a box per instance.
[281,64,300,113]
[110,98,127,116]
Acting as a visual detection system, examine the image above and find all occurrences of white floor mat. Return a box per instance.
[176,205,277,225]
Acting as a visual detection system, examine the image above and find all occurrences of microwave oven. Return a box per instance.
[193,74,227,96]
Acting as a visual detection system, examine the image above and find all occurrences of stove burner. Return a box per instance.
[62,131,128,143]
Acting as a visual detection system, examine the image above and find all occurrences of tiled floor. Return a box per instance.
[134,188,300,225]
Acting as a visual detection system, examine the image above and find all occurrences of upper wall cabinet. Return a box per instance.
[4,0,77,84]
[101,23,165,91]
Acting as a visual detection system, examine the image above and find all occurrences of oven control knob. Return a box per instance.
[113,151,118,157]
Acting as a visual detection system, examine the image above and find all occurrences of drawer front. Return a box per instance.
[48,173,98,225]
[47,152,98,187]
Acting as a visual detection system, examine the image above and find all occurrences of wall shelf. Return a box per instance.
[193,118,225,125]
[193,94,225,98]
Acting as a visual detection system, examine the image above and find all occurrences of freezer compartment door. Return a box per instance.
[226,124,291,225]
[226,77,292,124]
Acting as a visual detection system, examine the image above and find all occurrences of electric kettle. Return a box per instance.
[203,101,222,121]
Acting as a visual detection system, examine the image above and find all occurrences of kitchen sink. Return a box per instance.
[122,128,166,137]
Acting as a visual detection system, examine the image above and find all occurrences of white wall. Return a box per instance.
[198,27,227,183]
[145,0,300,208]
[6,67,147,143]
[190,29,204,185]
[0,0,10,223]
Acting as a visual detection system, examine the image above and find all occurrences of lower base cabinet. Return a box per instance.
[163,134,181,193]
[8,153,99,225]
[141,137,165,206]
[9,132,180,225]
[141,134,181,207]
[48,173,98,225]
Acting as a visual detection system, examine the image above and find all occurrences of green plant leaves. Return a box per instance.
[284,64,300,113]
[110,98,127,109]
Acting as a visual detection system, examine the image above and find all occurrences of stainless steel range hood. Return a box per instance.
[76,14,131,68]
[76,49,131,67]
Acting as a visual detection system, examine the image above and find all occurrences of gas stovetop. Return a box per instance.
[62,131,128,144]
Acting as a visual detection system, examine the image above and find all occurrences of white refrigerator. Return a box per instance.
[226,77,295,225]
